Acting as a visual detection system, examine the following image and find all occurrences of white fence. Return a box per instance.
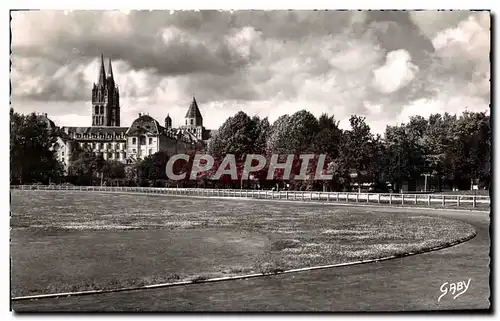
[11,185,490,209]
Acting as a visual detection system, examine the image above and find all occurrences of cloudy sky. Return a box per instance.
[10,10,490,134]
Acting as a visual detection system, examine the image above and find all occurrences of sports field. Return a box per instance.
[10,190,476,298]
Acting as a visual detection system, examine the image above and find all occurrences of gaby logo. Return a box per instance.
[438,279,471,303]
[165,153,333,181]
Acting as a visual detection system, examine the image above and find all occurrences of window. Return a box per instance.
[95,106,99,114]
[100,106,104,114]
[62,152,65,157]
[190,119,194,125]
[132,149,136,153]
[140,136,146,145]
[185,120,187,125]
[108,152,113,159]
[148,149,152,155]
[132,138,136,144]
[97,143,101,149]
[115,152,120,159]
[149,138,153,145]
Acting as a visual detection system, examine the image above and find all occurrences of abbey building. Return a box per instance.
[50,55,213,173]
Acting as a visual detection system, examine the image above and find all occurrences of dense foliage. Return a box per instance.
[10,107,491,192]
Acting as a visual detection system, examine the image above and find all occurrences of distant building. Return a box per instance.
[44,54,214,174]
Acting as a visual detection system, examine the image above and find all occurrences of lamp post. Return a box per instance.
[421,173,432,192]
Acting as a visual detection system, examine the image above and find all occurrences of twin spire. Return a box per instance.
[97,54,114,86]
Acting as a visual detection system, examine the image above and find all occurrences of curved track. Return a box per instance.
[12,205,490,312]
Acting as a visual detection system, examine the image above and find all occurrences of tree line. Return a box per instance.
[10,108,491,192]
[203,110,490,192]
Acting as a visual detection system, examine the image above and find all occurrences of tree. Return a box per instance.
[339,115,377,192]
[208,111,265,159]
[134,151,170,183]
[102,160,126,180]
[69,145,105,185]
[381,123,426,192]
[266,114,291,154]
[10,109,63,184]
[312,113,342,157]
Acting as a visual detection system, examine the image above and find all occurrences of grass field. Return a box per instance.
[10,190,476,297]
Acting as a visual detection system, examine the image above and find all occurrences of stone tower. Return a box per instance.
[184,96,204,140]
[165,114,172,129]
[91,54,120,126]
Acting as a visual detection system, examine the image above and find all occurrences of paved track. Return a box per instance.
[12,205,490,312]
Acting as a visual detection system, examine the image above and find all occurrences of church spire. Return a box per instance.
[185,96,202,119]
[107,57,115,87]
[98,54,106,86]
[107,57,114,80]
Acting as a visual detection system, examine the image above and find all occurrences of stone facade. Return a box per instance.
[46,54,214,174]
[91,54,120,127]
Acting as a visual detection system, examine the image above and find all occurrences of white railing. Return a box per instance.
[10,185,490,209]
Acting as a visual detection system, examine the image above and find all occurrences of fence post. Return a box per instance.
[378,194,381,203]
[442,195,445,206]
[302,191,305,201]
[356,193,359,203]
[310,191,313,201]
[347,193,349,203]
[427,195,431,205]
[473,196,477,208]
[402,194,404,205]
[367,193,370,203]
[457,196,460,207]
[327,193,330,202]
[389,194,392,204]
[336,193,339,202]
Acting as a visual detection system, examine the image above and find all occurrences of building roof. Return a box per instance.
[126,114,162,136]
[62,126,129,135]
[185,96,203,119]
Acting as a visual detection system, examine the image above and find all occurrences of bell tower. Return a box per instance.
[91,54,120,126]
[183,96,204,140]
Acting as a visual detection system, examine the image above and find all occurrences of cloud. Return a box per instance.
[397,94,489,125]
[372,49,419,94]
[10,10,490,135]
